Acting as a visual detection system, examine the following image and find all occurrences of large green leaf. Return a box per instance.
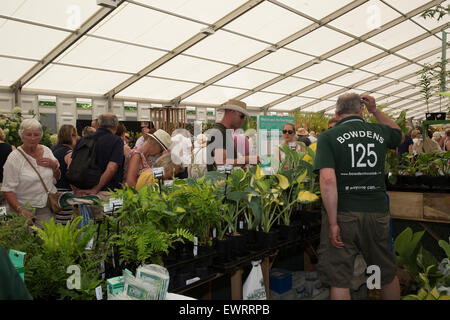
[438,240,450,258]
[227,191,249,203]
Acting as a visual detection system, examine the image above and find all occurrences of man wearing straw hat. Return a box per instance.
[206,99,259,171]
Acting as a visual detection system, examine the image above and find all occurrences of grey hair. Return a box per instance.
[336,93,362,116]
[19,118,43,139]
[98,113,119,129]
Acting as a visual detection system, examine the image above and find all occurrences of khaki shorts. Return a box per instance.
[317,210,397,288]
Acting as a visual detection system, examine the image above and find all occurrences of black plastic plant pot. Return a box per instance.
[177,241,194,260]
[277,224,298,241]
[230,233,245,256]
[197,244,213,257]
[195,265,210,279]
[214,238,231,263]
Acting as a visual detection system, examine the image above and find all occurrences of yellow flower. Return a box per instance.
[298,190,319,203]
[303,142,316,164]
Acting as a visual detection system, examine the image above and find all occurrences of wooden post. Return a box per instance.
[260,251,278,300]
[230,268,244,300]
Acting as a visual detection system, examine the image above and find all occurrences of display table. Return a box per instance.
[388,191,450,223]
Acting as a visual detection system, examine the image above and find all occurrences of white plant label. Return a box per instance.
[186,277,200,286]
[95,285,103,300]
[109,198,123,208]
[240,221,244,229]
[85,237,94,250]
[0,207,6,216]
[164,180,173,188]
[193,236,198,256]
[217,166,225,173]
[153,167,164,179]
[213,228,217,238]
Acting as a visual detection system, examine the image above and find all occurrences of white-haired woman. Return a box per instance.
[1,118,60,226]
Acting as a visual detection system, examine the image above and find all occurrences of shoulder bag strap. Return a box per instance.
[17,147,50,194]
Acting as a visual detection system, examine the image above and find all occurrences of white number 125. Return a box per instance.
[348,143,377,168]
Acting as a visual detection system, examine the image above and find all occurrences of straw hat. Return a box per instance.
[296,128,309,136]
[146,129,172,151]
[218,99,250,117]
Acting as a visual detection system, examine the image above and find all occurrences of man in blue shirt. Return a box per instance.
[72,113,124,195]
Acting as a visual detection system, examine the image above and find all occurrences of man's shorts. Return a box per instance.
[317,210,398,288]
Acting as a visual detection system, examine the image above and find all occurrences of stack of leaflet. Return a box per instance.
[108,264,170,300]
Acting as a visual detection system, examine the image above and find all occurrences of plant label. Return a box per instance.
[153,167,164,179]
[164,180,173,188]
[193,236,198,256]
[109,198,123,209]
[225,164,233,174]
[213,228,217,238]
[217,166,225,173]
[0,207,6,216]
[95,285,103,300]
[103,203,112,213]
[86,237,94,250]
[240,221,244,230]
[289,142,297,150]
[186,277,200,286]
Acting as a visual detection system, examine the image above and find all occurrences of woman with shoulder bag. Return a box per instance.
[1,119,60,227]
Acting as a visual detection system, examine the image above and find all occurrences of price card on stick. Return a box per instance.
[217,166,225,174]
[224,164,233,174]
[0,207,6,216]
[153,167,164,179]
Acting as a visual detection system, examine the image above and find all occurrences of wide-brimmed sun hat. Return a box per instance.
[217,99,250,118]
[296,128,309,136]
[146,129,172,151]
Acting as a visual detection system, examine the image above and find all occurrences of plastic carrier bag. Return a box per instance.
[243,260,267,300]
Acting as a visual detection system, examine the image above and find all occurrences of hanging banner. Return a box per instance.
[257,115,294,174]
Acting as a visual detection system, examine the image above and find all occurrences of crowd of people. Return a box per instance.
[0,93,448,301]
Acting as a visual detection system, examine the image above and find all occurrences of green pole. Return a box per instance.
[441,30,447,93]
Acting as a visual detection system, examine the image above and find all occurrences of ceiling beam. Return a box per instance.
[104,0,266,99]
[253,1,446,111]
[171,0,369,104]
[9,0,126,92]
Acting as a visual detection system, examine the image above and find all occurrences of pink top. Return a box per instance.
[124,149,152,182]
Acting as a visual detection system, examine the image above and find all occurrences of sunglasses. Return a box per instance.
[282,130,294,134]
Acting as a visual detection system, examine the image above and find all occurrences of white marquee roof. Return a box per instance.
[1,0,449,119]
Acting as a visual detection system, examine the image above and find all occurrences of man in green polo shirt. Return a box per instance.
[314,93,404,300]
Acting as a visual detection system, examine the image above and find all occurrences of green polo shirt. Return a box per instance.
[314,116,402,213]
[0,245,32,300]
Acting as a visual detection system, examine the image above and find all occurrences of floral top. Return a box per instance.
[123,149,152,182]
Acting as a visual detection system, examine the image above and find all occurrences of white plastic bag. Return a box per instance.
[243,260,266,300]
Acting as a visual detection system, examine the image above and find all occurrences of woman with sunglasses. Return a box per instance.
[276,122,301,168]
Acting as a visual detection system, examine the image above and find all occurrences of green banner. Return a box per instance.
[258,115,294,170]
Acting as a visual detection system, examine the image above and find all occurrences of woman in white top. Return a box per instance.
[1,119,60,227]
[411,129,423,155]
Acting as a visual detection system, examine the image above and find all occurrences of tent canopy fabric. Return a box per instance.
[1,0,449,119]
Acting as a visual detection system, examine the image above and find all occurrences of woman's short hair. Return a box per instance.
[57,124,77,145]
[82,126,96,136]
[154,152,184,177]
[19,118,42,140]
[0,127,5,141]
